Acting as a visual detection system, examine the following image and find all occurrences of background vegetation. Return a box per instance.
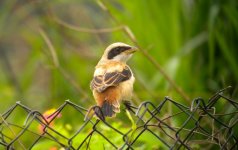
[0,0,237,149]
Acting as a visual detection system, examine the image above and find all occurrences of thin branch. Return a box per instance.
[38,28,59,68]
[53,16,125,33]
[58,67,91,101]
[6,123,54,141]
[97,0,191,102]
[0,115,26,149]
[38,27,91,101]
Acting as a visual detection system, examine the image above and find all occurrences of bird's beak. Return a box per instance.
[127,46,138,54]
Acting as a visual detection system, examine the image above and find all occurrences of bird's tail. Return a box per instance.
[99,100,120,118]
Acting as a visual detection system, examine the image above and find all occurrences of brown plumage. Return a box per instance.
[90,42,137,118]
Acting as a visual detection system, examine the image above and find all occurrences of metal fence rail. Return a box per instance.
[0,87,238,149]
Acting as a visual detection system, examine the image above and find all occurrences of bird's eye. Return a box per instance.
[116,47,121,52]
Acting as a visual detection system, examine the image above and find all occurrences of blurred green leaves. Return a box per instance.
[103,0,238,99]
[0,0,238,148]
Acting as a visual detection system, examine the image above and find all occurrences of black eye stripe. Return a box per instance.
[107,46,131,59]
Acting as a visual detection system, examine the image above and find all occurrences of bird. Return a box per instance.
[90,42,137,118]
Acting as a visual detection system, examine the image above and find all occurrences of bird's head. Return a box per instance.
[100,42,137,63]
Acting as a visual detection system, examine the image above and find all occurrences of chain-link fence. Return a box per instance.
[0,87,237,149]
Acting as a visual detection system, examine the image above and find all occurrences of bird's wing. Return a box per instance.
[91,66,132,92]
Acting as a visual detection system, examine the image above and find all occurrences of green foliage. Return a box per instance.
[0,0,237,149]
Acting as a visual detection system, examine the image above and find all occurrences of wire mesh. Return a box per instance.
[0,87,237,150]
